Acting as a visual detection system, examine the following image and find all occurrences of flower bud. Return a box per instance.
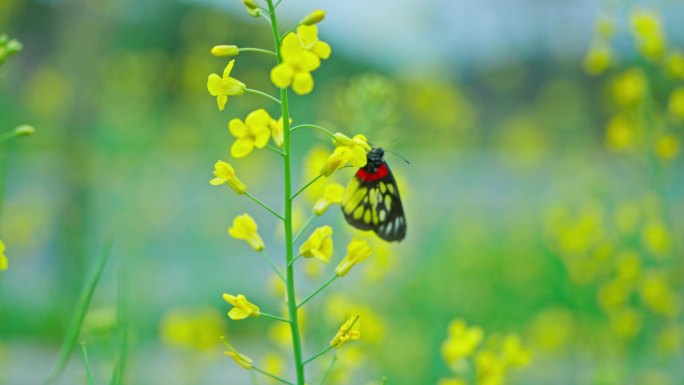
[211,45,239,58]
[243,0,260,17]
[14,125,35,137]
[300,10,325,26]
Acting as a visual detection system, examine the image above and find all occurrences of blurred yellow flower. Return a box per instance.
[299,225,333,263]
[269,116,290,148]
[641,219,671,256]
[528,307,574,352]
[335,239,372,277]
[609,307,643,339]
[500,334,532,367]
[0,240,7,271]
[639,270,677,317]
[475,350,506,385]
[668,87,684,119]
[296,25,331,60]
[441,320,484,365]
[667,51,684,79]
[228,214,264,251]
[606,114,640,152]
[229,109,271,158]
[313,183,345,215]
[321,133,370,176]
[271,33,320,94]
[595,15,615,39]
[300,10,326,26]
[655,135,679,162]
[615,251,641,283]
[325,294,386,344]
[657,324,682,353]
[330,316,361,348]
[612,68,647,106]
[630,10,665,61]
[437,379,467,385]
[263,352,285,379]
[160,307,224,351]
[210,160,247,195]
[207,60,245,111]
[223,293,261,320]
[598,278,631,311]
[303,145,331,201]
[583,44,613,76]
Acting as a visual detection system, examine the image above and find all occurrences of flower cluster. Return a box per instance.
[439,319,531,385]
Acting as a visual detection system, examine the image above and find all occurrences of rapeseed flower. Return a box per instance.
[313,183,345,215]
[335,239,372,277]
[321,133,370,176]
[299,225,333,263]
[222,338,254,369]
[441,320,484,365]
[295,25,331,60]
[223,293,261,320]
[207,60,245,111]
[269,116,290,148]
[229,109,271,158]
[330,316,361,348]
[228,214,264,251]
[210,160,247,195]
[271,33,320,95]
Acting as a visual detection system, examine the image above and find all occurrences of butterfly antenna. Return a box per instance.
[386,150,410,165]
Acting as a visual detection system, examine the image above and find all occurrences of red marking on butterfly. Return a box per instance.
[356,163,388,182]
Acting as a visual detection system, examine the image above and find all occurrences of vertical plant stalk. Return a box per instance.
[44,237,114,385]
[265,1,306,384]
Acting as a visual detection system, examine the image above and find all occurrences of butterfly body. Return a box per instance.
[342,148,406,242]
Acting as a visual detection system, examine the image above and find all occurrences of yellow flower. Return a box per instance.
[335,239,372,277]
[271,33,320,95]
[228,214,265,251]
[605,114,640,152]
[441,320,484,365]
[299,225,333,263]
[211,45,239,57]
[330,316,361,348]
[642,219,671,256]
[0,240,7,271]
[229,109,271,158]
[210,160,247,195]
[583,44,613,76]
[313,183,345,215]
[475,350,506,385]
[612,68,647,106]
[160,307,225,351]
[639,270,677,317]
[655,135,679,162]
[630,10,665,61]
[500,334,532,367]
[300,10,326,26]
[222,338,254,369]
[609,307,643,339]
[668,87,684,119]
[269,116,290,148]
[223,293,261,320]
[667,51,684,79]
[296,25,331,60]
[321,133,371,176]
[438,379,467,385]
[207,60,245,111]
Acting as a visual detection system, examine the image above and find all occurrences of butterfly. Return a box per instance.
[341,147,406,242]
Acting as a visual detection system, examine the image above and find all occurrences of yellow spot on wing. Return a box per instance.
[344,187,367,213]
[353,206,364,220]
[379,183,387,193]
[384,194,392,210]
[387,184,395,194]
[363,210,371,224]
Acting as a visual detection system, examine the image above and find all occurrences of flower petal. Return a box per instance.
[271,64,294,88]
[223,60,236,78]
[312,41,331,59]
[217,94,228,111]
[229,119,247,138]
[231,137,255,158]
[207,74,223,96]
[292,71,314,95]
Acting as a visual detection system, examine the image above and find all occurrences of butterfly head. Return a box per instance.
[366,147,385,168]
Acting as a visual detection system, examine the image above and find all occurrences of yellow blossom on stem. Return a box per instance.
[207,60,245,111]
[221,337,254,369]
[210,160,247,195]
[668,87,684,119]
[330,316,361,348]
[335,239,372,277]
[0,240,8,271]
[295,25,331,60]
[667,51,684,79]
[271,33,320,95]
[655,135,679,162]
[321,133,371,176]
[160,307,224,351]
[228,214,265,251]
[630,10,666,61]
[223,293,261,320]
[500,334,532,367]
[441,319,484,365]
[583,44,613,76]
[229,109,271,158]
[313,183,345,215]
[269,116,290,148]
[299,225,333,263]
[475,350,506,385]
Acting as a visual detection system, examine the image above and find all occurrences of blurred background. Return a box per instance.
[1,0,683,384]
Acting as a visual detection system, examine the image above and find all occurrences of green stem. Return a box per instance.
[297,275,338,308]
[266,144,285,156]
[44,238,114,385]
[245,88,282,105]
[291,174,323,200]
[250,370,261,385]
[245,192,285,221]
[274,0,284,8]
[293,214,315,243]
[260,312,291,323]
[253,366,296,385]
[239,47,277,57]
[265,1,306,384]
[80,342,94,385]
[261,250,285,282]
[290,124,335,138]
[110,267,128,385]
[303,345,334,366]
[318,355,338,385]
[0,130,18,143]
[287,253,302,268]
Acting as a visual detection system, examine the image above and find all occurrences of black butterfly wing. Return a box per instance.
[341,161,406,242]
